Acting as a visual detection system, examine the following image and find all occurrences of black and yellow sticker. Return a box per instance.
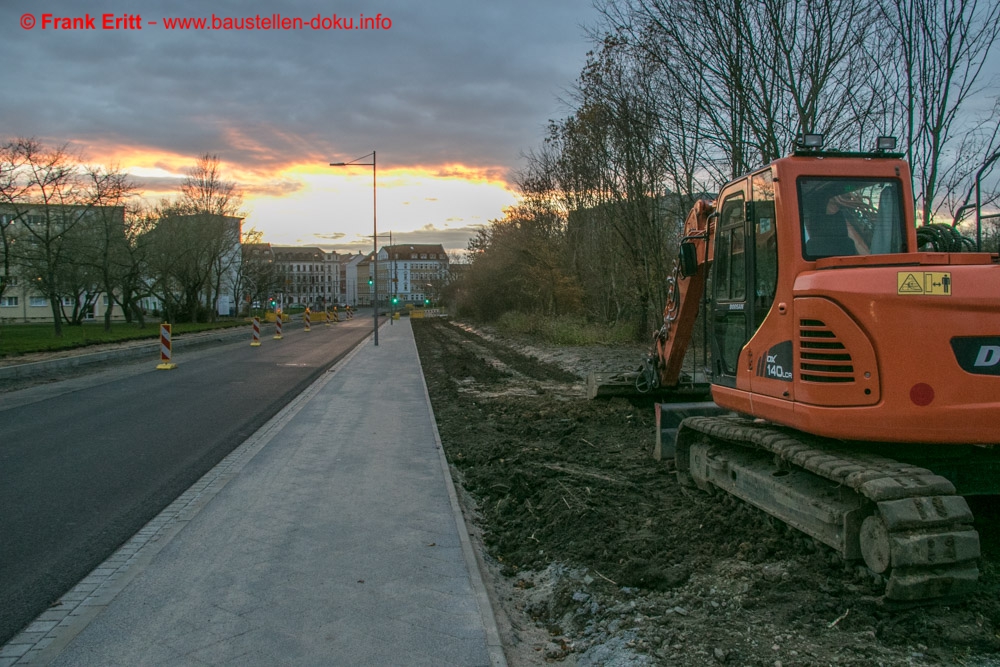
[897,271,952,296]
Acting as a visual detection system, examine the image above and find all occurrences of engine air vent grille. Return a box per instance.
[799,319,855,383]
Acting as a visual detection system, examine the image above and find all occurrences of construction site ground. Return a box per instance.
[411,318,1000,667]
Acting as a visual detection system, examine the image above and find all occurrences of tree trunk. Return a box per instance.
[49,296,63,337]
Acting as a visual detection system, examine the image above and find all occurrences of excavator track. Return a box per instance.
[675,415,980,602]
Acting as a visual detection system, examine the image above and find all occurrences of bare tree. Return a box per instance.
[233,228,279,317]
[0,138,94,336]
[881,0,1000,225]
[600,0,885,173]
[457,153,582,321]
[113,202,156,328]
[80,165,137,331]
[179,154,244,320]
[143,155,245,322]
[143,200,215,323]
[0,152,18,304]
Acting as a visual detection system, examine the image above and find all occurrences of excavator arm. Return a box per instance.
[650,199,716,388]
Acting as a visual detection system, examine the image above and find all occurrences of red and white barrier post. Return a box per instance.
[251,317,261,346]
[156,322,177,370]
[273,316,284,340]
[304,308,311,332]
[325,310,331,327]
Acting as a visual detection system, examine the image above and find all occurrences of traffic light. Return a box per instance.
[391,296,398,305]
[368,278,373,285]
[424,298,430,305]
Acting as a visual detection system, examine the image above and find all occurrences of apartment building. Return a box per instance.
[270,246,341,309]
[378,244,449,306]
[0,204,126,323]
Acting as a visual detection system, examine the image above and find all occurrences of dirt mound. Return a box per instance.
[413,318,1000,666]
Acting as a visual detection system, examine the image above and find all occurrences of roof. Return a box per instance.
[381,244,448,261]
[270,246,337,261]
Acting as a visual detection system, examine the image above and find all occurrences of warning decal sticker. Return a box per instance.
[897,271,952,296]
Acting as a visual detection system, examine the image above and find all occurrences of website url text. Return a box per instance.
[20,13,393,31]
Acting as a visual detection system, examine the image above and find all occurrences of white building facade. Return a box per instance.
[270,246,341,309]
[378,244,449,306]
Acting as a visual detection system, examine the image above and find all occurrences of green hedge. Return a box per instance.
[0,320,245,357]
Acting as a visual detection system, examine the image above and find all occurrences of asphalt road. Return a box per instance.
[0,315,377,646]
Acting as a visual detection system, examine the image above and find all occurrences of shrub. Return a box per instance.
[495,312,640,346]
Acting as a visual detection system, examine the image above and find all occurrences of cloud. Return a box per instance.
[244,179,304,198]
[316,224,484,255]
[0,0,597,175]
[1,0,595,250]
[127,174,186,195]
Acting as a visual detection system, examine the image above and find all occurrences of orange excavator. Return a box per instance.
[646,135,1000,602]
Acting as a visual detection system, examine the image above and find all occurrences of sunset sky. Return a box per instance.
[1,0,603,253]
[5,1,998,255]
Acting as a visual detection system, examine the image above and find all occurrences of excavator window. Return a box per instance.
[752,169,777,329]
[712,192,748,381]
[715,197,746,301]
[799,178,905,260]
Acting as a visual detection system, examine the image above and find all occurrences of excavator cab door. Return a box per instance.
[710,187,751,388]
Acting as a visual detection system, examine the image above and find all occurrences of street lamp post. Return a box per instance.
[371,231,391,322]
[388,229,394,325]
[329,151,379,345]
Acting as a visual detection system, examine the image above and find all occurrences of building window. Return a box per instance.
[30,296,47,307]
[1,296,18,307]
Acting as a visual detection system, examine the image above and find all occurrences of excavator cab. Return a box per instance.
[707,170,912,389]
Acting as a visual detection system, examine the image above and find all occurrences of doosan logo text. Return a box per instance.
[951,337,1000,376]
[975,345,1000,367]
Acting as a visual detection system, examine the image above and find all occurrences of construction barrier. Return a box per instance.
[274,316,283,340]
[156,323,177,370]
[251,317,261,346]
[325,310,331,327]
[304,309,311,332]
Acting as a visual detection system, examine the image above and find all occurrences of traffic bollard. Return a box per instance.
[156,322,177,370]
[251,317,261,346]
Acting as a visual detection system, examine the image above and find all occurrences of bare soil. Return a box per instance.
[412,318,1000,667]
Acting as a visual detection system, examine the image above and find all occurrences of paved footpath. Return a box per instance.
[2,318,506,667]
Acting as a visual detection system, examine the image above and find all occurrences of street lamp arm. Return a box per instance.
[329,151,375,167]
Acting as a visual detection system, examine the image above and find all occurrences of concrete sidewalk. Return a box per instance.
[4,318,505,666]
